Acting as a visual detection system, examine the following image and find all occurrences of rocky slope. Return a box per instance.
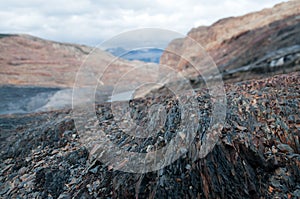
[160,0,300,83]
[0,34,154,88]
[0,72,299,198]
[0,34,88,88]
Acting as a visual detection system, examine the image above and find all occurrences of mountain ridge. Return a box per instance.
[0,33,154,88]
[160,0,300,83]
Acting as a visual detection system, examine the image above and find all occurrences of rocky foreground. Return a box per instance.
[0,72,299,198]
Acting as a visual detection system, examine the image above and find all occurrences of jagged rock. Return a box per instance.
[160,1,300,83]
[0,72,299,198]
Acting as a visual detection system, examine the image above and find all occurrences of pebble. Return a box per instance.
[89,165,100,174]
[276,143,294,153]
[293,189,300,197]
[185,164,191,170]
[17,167,27,175]
[58,192,71,199]
[146,145,154,153]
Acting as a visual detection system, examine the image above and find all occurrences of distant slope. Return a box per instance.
[0,34,91,87]
[160,0,300,83]
[0,34,161,114]
[106,47,163,63]
[0,34,156,88]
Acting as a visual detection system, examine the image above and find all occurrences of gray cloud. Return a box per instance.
[0,0,287,46]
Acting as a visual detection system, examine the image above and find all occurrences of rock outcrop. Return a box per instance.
[160,0,300,83]
[1,72,299,198]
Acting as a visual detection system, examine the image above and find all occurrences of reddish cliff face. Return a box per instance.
[0,34,88,87]
[0,34,155,89]
[160,0,300,83]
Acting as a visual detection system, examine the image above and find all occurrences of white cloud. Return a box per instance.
[0,0,288,46]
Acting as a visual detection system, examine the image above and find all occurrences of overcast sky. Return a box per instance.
[0,0,287,47]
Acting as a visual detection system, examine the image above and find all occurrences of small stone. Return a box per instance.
[271,146,278,154]
[178,131,186,140]
[92,180,100,190]
[276,143,294,153]
[86,184,92,193]
[89,165,99,174]
[185,164,191,170]
[268,186,274,193]
[293,189,300,197]
[18,167,27,175]
[25,157,32,162]
[270,177,281,188]
[63,130,73,137]
[0,182,10,195]
[180,147,187,154]
[146,145,154,153]
[58,192,71,199]
[176,178,182,182]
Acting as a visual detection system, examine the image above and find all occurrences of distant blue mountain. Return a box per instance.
[106,47,163,63]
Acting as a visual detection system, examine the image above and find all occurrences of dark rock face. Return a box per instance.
[160,1,300,83]
[0,72,299,198]
[212,15,300,72]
